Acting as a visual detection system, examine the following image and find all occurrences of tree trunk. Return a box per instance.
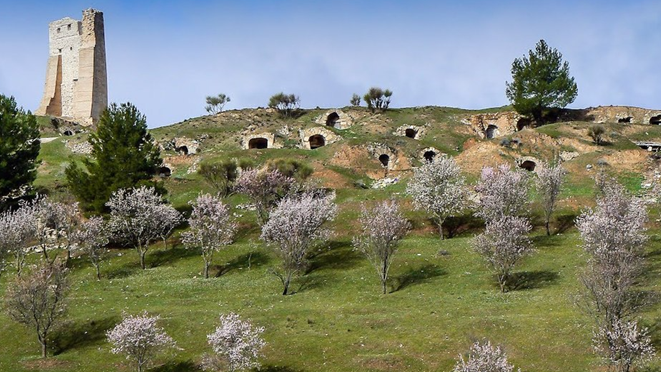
[42,246,49,260]
[204,260,210,279]
[95,264,101,280]
[282,273,291,295]
[66,248,72,262]
[545,218,551,236]
[382,259,388,294]
[41,338,47,358]
[438,218,445,240]
[499,274,507,293]
[140,250,146,270]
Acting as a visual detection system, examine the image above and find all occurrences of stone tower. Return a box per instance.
[36,9,107,126]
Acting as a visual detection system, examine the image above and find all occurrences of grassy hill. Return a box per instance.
[2,105,661,371]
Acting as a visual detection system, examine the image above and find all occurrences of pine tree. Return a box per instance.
[0,94,40,208]
[506,39,578,123]
[66,103,162,213]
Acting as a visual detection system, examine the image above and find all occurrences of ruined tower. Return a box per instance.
[36,9,107,126]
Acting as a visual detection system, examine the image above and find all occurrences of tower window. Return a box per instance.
[67,24,72,30]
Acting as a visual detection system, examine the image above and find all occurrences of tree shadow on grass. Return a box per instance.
[392,264,446,292]
[445,214,485,238]
[555,212,579,234]
[306,241,362,274]
[53,316,119,355]
[149,246,199,268]
[151,360,201,372]
[106,262,142,279]
[508,270,560,291]
[261,365,305,372]
[216,251,271,277]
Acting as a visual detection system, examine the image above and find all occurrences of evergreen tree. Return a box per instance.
[66,103,162,213]
[505,39,578,123]
[0,94,40,208]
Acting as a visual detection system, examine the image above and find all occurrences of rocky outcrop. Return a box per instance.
[315,109,354,130]
[394,124,426,140]
[463,111,525,139]
[299,127,340,149]
[241,132,281,149]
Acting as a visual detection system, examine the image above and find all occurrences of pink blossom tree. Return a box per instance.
[107,311,176,372]
[182,194,237,278]
[353,200,410,294]
[0,201,36,276]
[406,155,467,239]
[235,169,296,225]
[5,261,68,358]
[72,217,110,280]
[453,340,521,372]
[472,215,533,292]
[203,312,266,372]
[260,191,337,295]
[106,186,180,269]
[534,161,566,235]
[475,165,530,223]
[593,318,656,372]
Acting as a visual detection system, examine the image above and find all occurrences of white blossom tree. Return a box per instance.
[34,197,81,261]
[535,161,566,235]
[593,318,656,372]
[203,312,266,372]
[235,169,296,225]
[353,200,411,294]
[156,204,183,250]
[472,215,533,292]
[475,165,530,223]
[106,186,180,269]
[72,217,110,280]
[5,261,68,358]
[260,191,337,295]
[107,311,176,372]
[0,201,36,276]
[406,155,467,239]
[453,340,521,372]
[182,194,237,278]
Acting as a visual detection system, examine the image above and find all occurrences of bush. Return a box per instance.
[588,124,606,145]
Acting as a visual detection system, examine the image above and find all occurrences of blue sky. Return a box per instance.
[1,0,659,128]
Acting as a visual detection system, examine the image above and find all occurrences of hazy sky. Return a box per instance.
[1,0,659,128]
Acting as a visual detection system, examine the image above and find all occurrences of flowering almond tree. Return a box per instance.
[535,161,566,235]
[260,191,337,295]
[183,194,237,278]
[72,217,110,280]
[235,169,296,225]
[5,262,68,358]
[475,165,530,223]
[107,186,180,269]
[107,311,176,372]
[453,340,521,372]
[0,201,36,276]
[472,215,533,292]
[406,155,467,239]
[353,200,410,294]
[203,312,266,372]
[593,318,656,372]
[34,196,81,261]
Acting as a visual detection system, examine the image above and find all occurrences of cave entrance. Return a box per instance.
[379,154,390,167]
[516,118,531,131]
[248,138,268,149]
[326,112,340,127]
[309,134,326,149]
[405,128,417,138]
[63,130,73,136]
[650,115,661,125]
[519,160,536,172]
[177,146,189,155]
[618,117,632,123]
[423,151,436,163]
[158,166,172,177]
[486,125,499,139]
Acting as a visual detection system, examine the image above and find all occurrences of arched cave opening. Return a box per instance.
[485,125,499,139]
[618,117,632,123]
[650,115,661,125]
[405,128,418,138]
[177,146,189,155]
[63,130,73,136]
[516,118,531,131]
[423,151,436,163]
[326,112,340,127]
[379,154,390,167]
[158,166,172,177]
[309,134,326,149]
[519,160,536,172]
[248,138,268,149]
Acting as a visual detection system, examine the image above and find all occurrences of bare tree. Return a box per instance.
[106,186,179,269]
[235,169,296,226]
[0,201,36,276]
[353,200,410,294]
[5,261,68,358]
[535,161,566,235]
[475,165,530,223]
[203,312,266,372]
[182,194,237,278]
[156,204,183,250]
[107,311,176,372]
[472,215,533,292]
[593,318,655,372]
[34,196,80,261]
[205,93,231,114]
[72,217,110,280]
[453,340,521,372]
[260,191,337,295]
[406,155,467,239]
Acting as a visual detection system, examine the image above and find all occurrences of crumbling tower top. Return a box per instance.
[36,9,107,126]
